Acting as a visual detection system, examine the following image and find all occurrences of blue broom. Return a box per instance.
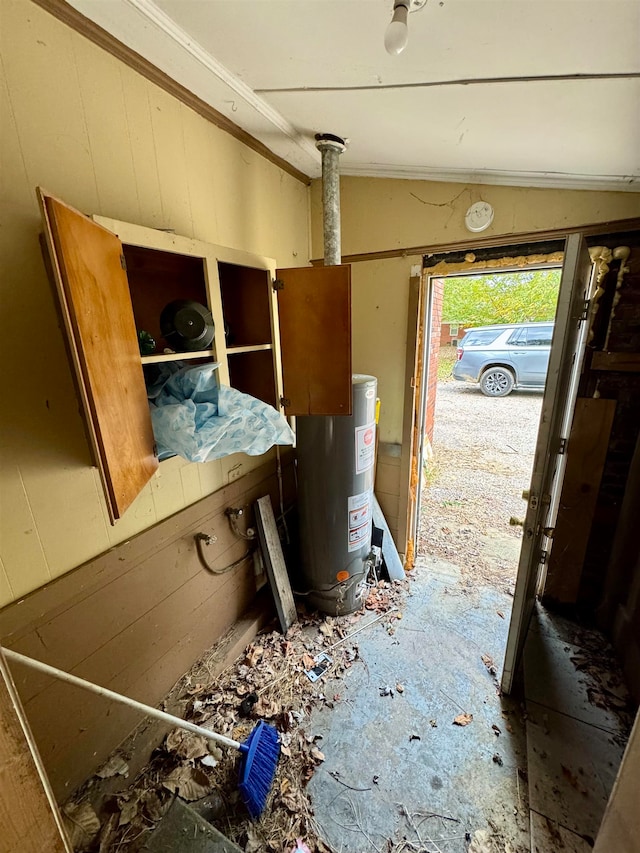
[2,647,280,819]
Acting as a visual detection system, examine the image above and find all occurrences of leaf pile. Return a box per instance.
[65,580,408,852]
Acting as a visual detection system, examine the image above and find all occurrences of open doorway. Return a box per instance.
[417,266,562,600]
[397,232,639,850]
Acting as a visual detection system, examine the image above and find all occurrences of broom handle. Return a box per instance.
[2,647,243,752]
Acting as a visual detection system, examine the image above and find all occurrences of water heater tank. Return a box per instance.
[296,374,377,614]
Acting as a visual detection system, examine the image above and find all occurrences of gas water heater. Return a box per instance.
[296,374,377,614]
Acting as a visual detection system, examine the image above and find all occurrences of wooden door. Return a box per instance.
[38,189,158,522]
[276,264,352,416]
[501,234,593,694]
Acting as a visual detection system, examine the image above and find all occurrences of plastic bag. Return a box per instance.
[148,362,294,463]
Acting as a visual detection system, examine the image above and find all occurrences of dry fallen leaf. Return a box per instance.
[166,729,210,760]
[162,764,213,801]
[62,801,101,851]
[95,753,129,779]
[396,683,405,694]
[245,645,264,667]
[496,610,505,619]
[142,790,170,823]
[280,778,291,794]
[245,826,264,853]
[453,712,473,726]
[481,653,497,676]
[310,746,325,763]
[118,792,142,827]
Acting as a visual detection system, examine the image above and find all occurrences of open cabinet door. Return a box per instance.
[501,233,593,693]
[38,189,158,522]
[275,264,352,415]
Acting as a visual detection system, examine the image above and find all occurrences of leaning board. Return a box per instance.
[254,496,297,633]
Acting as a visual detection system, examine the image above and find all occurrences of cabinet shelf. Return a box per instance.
[227,343,273,355]
[141,350,216,365]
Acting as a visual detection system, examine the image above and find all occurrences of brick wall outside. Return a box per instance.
[440,323,466,346]
[424,278,445,445]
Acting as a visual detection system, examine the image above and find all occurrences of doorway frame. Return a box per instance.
[397,221,639,691]
[399,249,565,571]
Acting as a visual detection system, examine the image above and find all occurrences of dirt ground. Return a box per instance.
[418,373,544,593]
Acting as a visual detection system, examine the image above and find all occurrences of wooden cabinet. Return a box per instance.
[38,190,351,523]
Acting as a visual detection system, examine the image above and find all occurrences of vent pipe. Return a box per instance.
[315,133,346,266]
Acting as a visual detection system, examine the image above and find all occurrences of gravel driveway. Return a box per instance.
[418,379,543,590]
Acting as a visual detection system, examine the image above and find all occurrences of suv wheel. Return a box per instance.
[480,367,515,397]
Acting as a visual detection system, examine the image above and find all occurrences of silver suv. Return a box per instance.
[452,322,554,397]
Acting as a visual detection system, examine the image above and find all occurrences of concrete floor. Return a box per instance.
[308,555,530,853]
[306,559,633,853]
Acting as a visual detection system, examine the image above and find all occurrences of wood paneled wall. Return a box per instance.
[0,454,293,800]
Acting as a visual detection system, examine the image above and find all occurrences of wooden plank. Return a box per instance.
[542,398,617,605]
[276,264,352,416]
[37,189,158,521]
[254,496,296,634]
[591,351,640,372]
[0,650,71,852]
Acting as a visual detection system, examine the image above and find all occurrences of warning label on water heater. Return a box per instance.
[347,490,372,552]
[355,422,376,474]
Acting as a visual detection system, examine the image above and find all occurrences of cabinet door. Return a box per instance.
[38,189,158,522]
[276,264,352,416]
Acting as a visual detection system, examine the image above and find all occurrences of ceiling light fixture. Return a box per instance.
[384,0,427,56]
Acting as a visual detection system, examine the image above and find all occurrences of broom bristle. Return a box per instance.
[238,720,280,818]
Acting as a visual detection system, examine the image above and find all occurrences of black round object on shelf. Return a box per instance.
[160,300,215,352]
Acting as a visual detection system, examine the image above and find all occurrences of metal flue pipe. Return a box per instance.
[315,133,346,266]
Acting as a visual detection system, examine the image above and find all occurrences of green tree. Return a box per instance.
[441,269,560,327]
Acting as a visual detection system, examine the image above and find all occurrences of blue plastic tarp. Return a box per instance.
[148,362,294,463]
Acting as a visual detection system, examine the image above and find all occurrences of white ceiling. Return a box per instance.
[69,0,640,190]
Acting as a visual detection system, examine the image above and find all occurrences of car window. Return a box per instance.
[507,328,526,345]
[462,330,502,346]
[524,326,553,346]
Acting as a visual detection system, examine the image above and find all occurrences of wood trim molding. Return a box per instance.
[311,217,640,266]
[398,276,422,570]
[31,0,311,185]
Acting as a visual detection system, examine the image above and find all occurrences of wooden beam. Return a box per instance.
[0,649,71,853]
[591,351,640,372]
